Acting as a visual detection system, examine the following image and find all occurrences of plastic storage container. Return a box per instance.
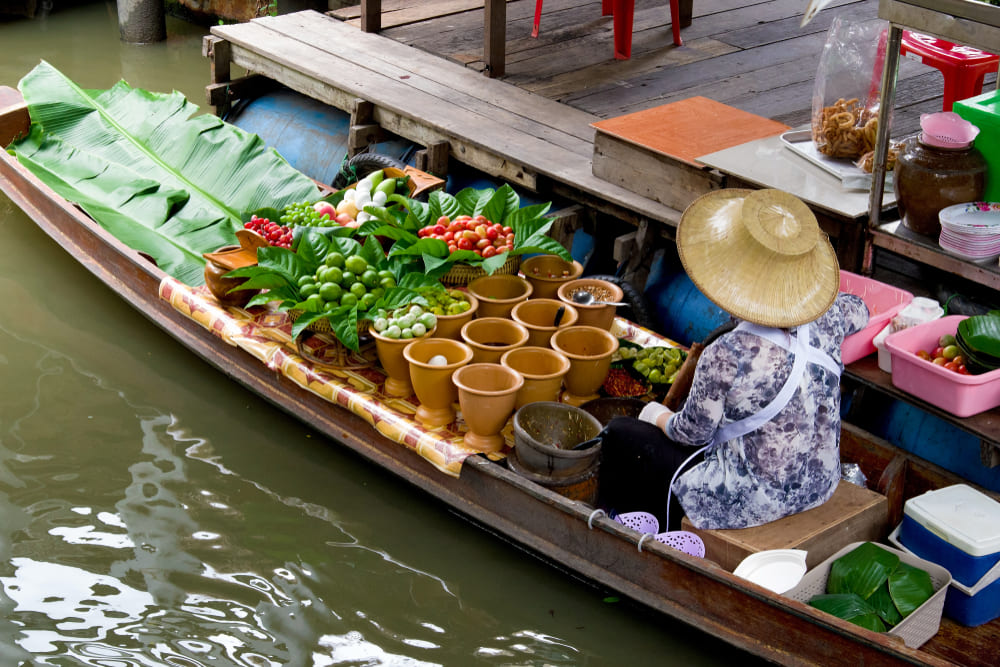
[883,315,1000,417]
[784,541,951,649]
[900,485,1000,585]
[954,89,1000,203]
[838,271,914,365]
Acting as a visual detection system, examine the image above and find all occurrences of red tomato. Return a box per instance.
[944,361,959,372]
[932,346,945,359]
[443,231,454,242]
[916,350,932,361]
[432,224,447,236]
[474,214,488,224]
[502,226,513,235]
[448,243,458,254]
[482,246,497,258]
[476,238,492,249]
[457,237,474,251]
[932,357,948,366]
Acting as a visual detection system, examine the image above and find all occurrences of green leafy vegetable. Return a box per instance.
[10,61,319,286]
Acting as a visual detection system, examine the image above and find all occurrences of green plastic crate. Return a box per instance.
[955,89,1000,203]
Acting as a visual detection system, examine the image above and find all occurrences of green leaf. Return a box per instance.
[328,306,360,351]
[809,593,887,633]
[827,543,899,600]
[867,581,904,627]
[958,313,1000,359]
[11,61,319,286]
[888,561,935,619]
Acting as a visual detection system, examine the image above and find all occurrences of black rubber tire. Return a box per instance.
[331,152,408,190]
[586,274,656,331]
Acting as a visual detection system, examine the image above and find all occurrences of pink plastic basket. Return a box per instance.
[884,315,1000,417]
[839,271,913,365]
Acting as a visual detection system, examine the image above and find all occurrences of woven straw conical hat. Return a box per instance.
[676,188,839,328]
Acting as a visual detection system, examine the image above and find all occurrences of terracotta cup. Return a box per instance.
[467,274,533,319]
[203,247,257,307]
[453,362,524,453]
[500,346,572,410]
[460,317,530,364]
[510,298,579,348]
[432,291,480,341]
[520,255,584,300]
[404,337,474,427]
[557,278,625,330]
[370,325,437,397]
[550,325,619,406]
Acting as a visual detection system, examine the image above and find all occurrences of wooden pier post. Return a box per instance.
[117,0,166,44]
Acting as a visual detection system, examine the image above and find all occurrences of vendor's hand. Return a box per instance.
[638,401,674,431]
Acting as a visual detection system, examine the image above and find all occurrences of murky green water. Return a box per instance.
[0,4,764,665]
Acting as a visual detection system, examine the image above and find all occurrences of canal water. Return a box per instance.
[0,4,766,665]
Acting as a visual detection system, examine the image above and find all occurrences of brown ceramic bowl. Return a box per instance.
[500,345,571,409]
[557,278,625,330]
[467,274,533,319]
[550,325,620,406]
[369,324,437,397]
[452,362,524,453]
[520,255,584,300]
[404,337,474,427]
[460,317,530,364]
[509,298,579,348]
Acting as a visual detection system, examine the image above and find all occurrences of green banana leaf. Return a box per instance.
[958,311,1000,360]
[9,61,320,286]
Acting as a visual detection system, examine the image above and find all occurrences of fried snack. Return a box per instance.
[812,98,879,159]
[855,142,900,174]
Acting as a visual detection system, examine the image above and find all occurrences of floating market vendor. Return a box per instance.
[598,188,869,532]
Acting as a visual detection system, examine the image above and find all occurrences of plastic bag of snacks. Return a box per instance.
[811,17,888,160]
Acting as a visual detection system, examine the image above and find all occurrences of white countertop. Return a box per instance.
[697,129,896,221]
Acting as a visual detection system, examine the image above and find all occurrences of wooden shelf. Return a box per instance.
[870,221,1000,291]
[844,356,1000,457]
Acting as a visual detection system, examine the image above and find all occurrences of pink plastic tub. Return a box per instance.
[884,315,1000,417]
[839,271,914,365]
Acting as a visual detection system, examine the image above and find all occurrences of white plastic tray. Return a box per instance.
[780,129,893,191]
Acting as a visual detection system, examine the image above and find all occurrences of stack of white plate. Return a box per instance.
[938,202,1000,261]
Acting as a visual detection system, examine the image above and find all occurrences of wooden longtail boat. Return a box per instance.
[1,89,996,667]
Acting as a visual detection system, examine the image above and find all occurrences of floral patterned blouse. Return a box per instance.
[665,293,869,530]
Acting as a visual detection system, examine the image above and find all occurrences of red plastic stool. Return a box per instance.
[532,0,682,60]
[900,31,999,111]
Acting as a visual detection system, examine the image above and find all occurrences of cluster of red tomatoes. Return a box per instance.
[916,334,971,374]
[245,215,294,249]
[416,215,515,259]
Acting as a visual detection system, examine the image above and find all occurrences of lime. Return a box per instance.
[297,274,317,288]
[350,282,368,299]
[340,293,359,308]
[324,251,346,268]
[380,276,396,289]
[341,271,356,286]
[305,293,324,312]
[300,283,319,298]
[377,269,394,281]
[319,282,343,302]
[359,293,377,310]
[319,266,344,285]
[361,270,379,288]
[344,255,369,274]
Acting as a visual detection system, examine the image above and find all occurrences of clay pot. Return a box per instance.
[203,247,258,307]
[557,278,624,330]
[510,298,579,348]
[370,325,437,398]
[404,337,474,427]
[432,291,479,341]
[550,325,619,406]
[467,274,533,319]
[460,317,530,364]
[453,363,524,453]
[520,255,584,300]
[500,346,571,409]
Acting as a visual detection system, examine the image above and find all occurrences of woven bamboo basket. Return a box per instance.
[286,309,374,362]
[440,253,521,287]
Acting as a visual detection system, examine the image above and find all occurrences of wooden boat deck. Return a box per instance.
[331,0,978,135]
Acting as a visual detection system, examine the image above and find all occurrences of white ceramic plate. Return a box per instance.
[939,202,1000,235]
[732,549,808,594]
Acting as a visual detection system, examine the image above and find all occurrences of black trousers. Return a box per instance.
[596,416,697,532]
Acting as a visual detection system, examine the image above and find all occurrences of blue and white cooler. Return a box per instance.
[892,484,1000,627]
